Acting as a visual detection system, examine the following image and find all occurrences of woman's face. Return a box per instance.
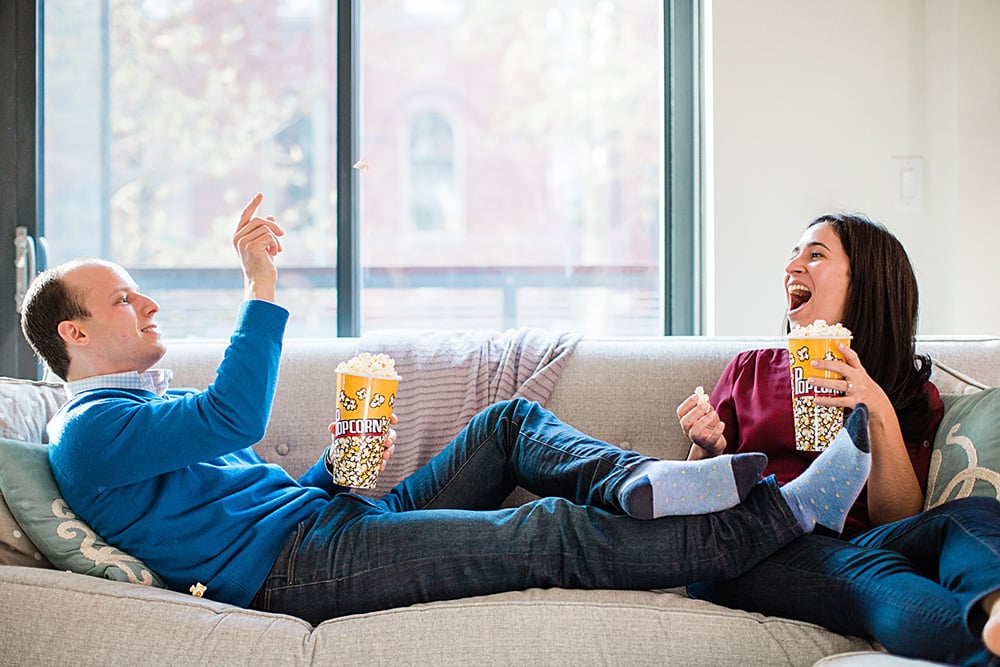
[784,222,851,328]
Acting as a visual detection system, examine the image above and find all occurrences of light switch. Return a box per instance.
[892,157,924,209]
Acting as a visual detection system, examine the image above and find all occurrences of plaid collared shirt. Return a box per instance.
[65,369,174,398]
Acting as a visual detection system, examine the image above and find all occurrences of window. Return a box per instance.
[408,110,457,233]
[3,1,697,377]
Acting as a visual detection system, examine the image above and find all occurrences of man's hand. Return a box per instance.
[233,192,285,302]
[327,414,398,472]
[380,414,398,472]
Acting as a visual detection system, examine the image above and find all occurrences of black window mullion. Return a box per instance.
[336,0,360,337]
[664,0,698,335]
[0,0,42,379]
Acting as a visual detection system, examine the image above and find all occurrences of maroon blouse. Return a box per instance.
[710,348,943,531]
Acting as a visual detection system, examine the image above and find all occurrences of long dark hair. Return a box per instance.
[806,213,932,439]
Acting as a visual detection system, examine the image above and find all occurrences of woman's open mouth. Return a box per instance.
[788,284,812,312]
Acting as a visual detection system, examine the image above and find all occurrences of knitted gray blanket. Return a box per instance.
[347,328,582,496]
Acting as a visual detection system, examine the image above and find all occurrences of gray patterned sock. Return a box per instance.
[619,452,768,519]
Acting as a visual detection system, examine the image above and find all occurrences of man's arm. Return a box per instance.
[50,195,291,488]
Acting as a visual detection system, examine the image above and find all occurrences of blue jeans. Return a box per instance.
[688,496,1000,666]
[252,398,803,624]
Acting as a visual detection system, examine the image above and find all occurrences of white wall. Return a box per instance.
[708,0,1000,336]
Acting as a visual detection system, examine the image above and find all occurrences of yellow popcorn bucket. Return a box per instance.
[332,372,400,489]
[787,336,852,451]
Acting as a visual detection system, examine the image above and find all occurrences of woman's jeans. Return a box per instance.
[252,398,803,624]
[688,496,1000,666]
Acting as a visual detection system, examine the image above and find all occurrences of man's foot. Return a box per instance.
[619,452,768,519]
[780,404,872,534]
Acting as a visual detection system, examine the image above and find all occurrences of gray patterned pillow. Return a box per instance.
[925,388,1000,509]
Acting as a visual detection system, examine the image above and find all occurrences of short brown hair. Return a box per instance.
[20,260,92,380]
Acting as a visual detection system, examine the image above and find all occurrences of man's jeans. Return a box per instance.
[689,496,1000,667]
[252,398,803,624]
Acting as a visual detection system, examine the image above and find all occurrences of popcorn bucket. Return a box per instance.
[787,335,852,451]
[332,372,399,488]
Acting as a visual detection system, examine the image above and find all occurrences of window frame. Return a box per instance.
[1,0,699,379]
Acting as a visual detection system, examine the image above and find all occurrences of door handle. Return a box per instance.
[14,226,36,314]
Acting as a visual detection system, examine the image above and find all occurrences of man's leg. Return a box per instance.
[380,398,764,516]
[259,476,803,623]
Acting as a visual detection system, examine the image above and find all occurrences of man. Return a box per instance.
[20,194,872,623]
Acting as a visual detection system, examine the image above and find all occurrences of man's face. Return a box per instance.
[61,260,166,376]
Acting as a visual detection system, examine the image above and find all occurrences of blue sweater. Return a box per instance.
[47,300,342,606]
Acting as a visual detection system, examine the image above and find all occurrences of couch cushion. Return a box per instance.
[0,376,67,443]
[0,569,877,666]
[0,438,164,586]
[925,388,1000,509]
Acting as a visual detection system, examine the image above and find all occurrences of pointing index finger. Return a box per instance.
[237,193,264,232]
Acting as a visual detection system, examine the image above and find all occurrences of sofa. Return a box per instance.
[2,333,999,666]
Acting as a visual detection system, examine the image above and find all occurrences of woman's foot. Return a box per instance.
[779,403,871,534]
[982,591,1000,655]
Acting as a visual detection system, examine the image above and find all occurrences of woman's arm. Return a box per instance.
[812,344,924,525]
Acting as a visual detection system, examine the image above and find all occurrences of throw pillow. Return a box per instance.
[0,489,53,568]
[0,376,68,443]
[925,388,1000,510]
[0,437,164,586]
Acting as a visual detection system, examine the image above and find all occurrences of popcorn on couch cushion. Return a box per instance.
[925,388,1000,509]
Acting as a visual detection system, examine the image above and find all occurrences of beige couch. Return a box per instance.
[2,334,998,666]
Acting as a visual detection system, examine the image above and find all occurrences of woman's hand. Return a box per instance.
[809,343,893,418]
[810,343,925,524]
[677,394,727,457]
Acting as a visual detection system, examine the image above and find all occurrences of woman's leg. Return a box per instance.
[688,498,1000,666]
[851,496,1000,659]
[258,475,803,623]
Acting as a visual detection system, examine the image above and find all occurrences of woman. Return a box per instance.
[678,214,1000,666]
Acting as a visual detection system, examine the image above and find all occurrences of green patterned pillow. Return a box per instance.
[0,437,164,586]
[925,388,1000,509]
